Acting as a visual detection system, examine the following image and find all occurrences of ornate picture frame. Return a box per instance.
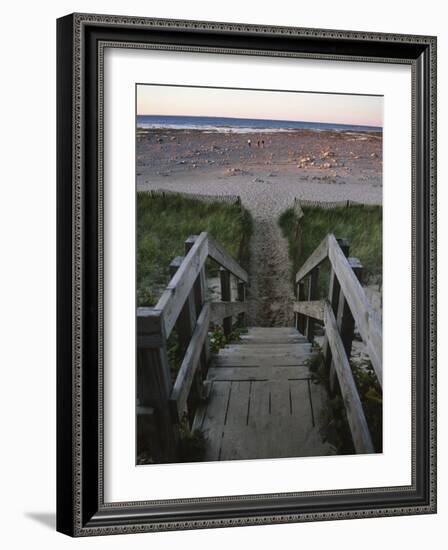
[57,13,436,536]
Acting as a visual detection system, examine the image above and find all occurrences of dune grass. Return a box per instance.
[137,192,252,306]
[278,204,382,293]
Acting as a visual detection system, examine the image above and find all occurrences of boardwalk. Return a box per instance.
[194,327,335,460]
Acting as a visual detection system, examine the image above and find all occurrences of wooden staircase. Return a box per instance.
[194,327,335,461]
[137,231,382,463]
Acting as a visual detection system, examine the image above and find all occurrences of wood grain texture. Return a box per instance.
[327,234,382,386]
[170,303,210,419]
[306,268,320,340]
[156,232,208,338]
[219,267,232,337]
[210,301,247,323]
[295,234,329,283]
[208,236,249,282]
[196,327,334,460]
[293,300,325,322]
[324,302,374,454]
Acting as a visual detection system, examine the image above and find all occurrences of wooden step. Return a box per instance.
[206,365,311,381]
[194,377,334,460]
[195,325,334,461]
[212,356,314,367]
[245,327,302,336]
[222,343,312,354]
[239,336,308,345]
[240,328,308,345]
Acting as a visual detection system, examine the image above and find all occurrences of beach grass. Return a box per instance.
[137,192,252,307]
[278,204,382,293]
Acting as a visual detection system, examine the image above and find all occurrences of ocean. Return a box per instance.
[136,115,382,133]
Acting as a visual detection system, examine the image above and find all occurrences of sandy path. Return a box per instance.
[246,217,294,326]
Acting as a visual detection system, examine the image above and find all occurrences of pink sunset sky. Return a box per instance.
[137,84,383,128]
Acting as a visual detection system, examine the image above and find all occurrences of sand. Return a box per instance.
[137,128,382,326]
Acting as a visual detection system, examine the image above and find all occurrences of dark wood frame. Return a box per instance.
[57,13,437,536]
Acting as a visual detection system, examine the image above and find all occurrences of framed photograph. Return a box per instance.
[57,13,437,536]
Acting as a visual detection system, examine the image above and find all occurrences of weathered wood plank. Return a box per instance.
[169,256,196,351]
[207,365,312,381]
[306,268,320,341]
[245,327,300,335]
[337,257,363,357]
[212,355,315,367]
[225,381,251,427]
[295,235,329,283]
[293,300,325,322]
[156,232,208,338]
[243,379,314,459]
[241,331,303,338]
[195,334,335,461]
[208,236,249,283]
[185,237,210,403]
[219,345,312,357]
[197,380,231,461]
[210,301,247,323]
[325,239,349,391]
[324,302,374,454]
[240,337,307,345]
[243,381,272,458]
[237,281,246,325]
[137,307,165,346]
[136,309,178,460]
[220,268,232,337]
[240,328,306,344]
[170,303,210,419]
[328,234,382,387]
[295,281,307,334]
[185,236,205,315]
[136,310,171,398]
[223,342,312,352]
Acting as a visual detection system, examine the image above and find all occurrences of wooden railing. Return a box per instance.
[294,234,382,454]
[137,232,248,462]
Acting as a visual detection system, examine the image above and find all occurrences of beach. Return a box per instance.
[136,127,382,326]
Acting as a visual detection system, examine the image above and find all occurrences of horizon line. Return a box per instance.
[136,113,383,129]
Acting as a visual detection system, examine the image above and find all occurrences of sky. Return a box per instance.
[137,84,383,128]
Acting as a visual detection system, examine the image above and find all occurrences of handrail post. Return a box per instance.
[184,236,209,415]
[329,257,364,391]
[169,253,200,423]
[324,302,374,453]
[137,309,178,462]
[305,268,319,341]
[296,281,306,334]
[338,257,363,355]
[323,238,350,391]
[169,256,196,352]
[237,280,246,326]
[185,235,206,316]
[220,267,232,338]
